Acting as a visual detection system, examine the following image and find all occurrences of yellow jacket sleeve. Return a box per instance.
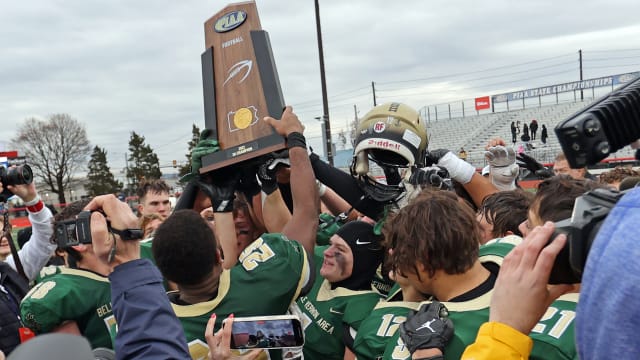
[461,322,533,360]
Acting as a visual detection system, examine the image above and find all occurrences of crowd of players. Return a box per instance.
[1,102,639,360]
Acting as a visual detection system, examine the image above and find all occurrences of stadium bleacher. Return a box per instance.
[424,98,636,168]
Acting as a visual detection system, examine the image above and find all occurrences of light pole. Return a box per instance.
[315,116,329,160]
[314,0,333,165]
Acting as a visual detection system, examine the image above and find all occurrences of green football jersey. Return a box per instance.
[371,264,395,299]
[290,246,381,360]
[529,293,579,360]
[139,237,155,264]
[353,300,420,360]
[380,241,513,360]
[20,266,115,349]
[170,233,311,360]
[381,240,577,360]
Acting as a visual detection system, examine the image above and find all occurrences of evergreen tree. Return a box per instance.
[126,131,162,194]
[178,124,201,177]
[85,146,123,196]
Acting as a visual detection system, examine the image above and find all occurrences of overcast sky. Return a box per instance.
[2,0,639,179]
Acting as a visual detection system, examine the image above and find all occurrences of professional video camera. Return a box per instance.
[550,76,640,283]
[0,164,33,202]
[555,76,640,168]
[549,187,625,284]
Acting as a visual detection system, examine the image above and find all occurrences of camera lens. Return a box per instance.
[3,165,33,186]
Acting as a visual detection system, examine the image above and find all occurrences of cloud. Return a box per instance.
[1,0,639,176]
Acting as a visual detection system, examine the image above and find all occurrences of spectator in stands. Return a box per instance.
[476,190,533,244]
[510,121,517,144]
[520,129,531,146]
[516,120,521,135]
[522,123,529,140]
[540,124,548,145]
[0,179,55,355]
[458,147,468,162]
[530,119,538,141]
[136,179,171,219]
[552,152,596,180]
[598,166,640,190]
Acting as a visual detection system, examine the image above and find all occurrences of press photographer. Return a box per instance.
[0,165,56,355]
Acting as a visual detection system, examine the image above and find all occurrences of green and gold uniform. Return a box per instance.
[139,237,155,263]
[529,293,579,360]
[20,266,115,349]
[170,233,311,360]
[290,246,381,360]
[380,240,578,360]
[353,300,419,360]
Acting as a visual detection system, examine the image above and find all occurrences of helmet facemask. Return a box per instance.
[350,102,428,204]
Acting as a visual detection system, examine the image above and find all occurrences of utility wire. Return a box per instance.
[376,68,577,100]
[376,52,576,85]
[376,60,577,93]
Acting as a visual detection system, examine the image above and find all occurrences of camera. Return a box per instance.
[0,164,34,202]
[555,76,640,168]
[550,76,640,283]
[54,210,93,247]
[548,187,625,284]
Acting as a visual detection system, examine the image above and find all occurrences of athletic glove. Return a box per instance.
[425,149,475,184]
[196,172,240,213]
[484,145,519,190]
[237,166,261,201]
[400,301,455,354]
[408,166,451,190]
[257,151,291,195]
[516,153,553,179]
[180,129,220,183]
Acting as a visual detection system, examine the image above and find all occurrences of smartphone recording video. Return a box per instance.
[230,315,304,350]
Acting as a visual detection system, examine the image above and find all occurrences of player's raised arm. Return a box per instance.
[263,106,319,255]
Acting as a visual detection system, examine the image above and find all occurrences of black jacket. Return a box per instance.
[0,262,29,355]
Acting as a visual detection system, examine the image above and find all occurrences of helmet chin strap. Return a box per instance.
[358,174,406,204]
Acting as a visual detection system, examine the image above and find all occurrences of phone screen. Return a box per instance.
[230,316,304,349]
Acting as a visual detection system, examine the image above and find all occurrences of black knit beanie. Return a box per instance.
[331,221,384,290]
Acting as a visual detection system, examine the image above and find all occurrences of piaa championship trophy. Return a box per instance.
[199,1,287,173]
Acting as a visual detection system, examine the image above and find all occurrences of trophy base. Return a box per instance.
[199,133,286,173]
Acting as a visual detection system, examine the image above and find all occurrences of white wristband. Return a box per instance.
[23,194,41,206]
[316,180,327,197]
[437,152,475,184]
